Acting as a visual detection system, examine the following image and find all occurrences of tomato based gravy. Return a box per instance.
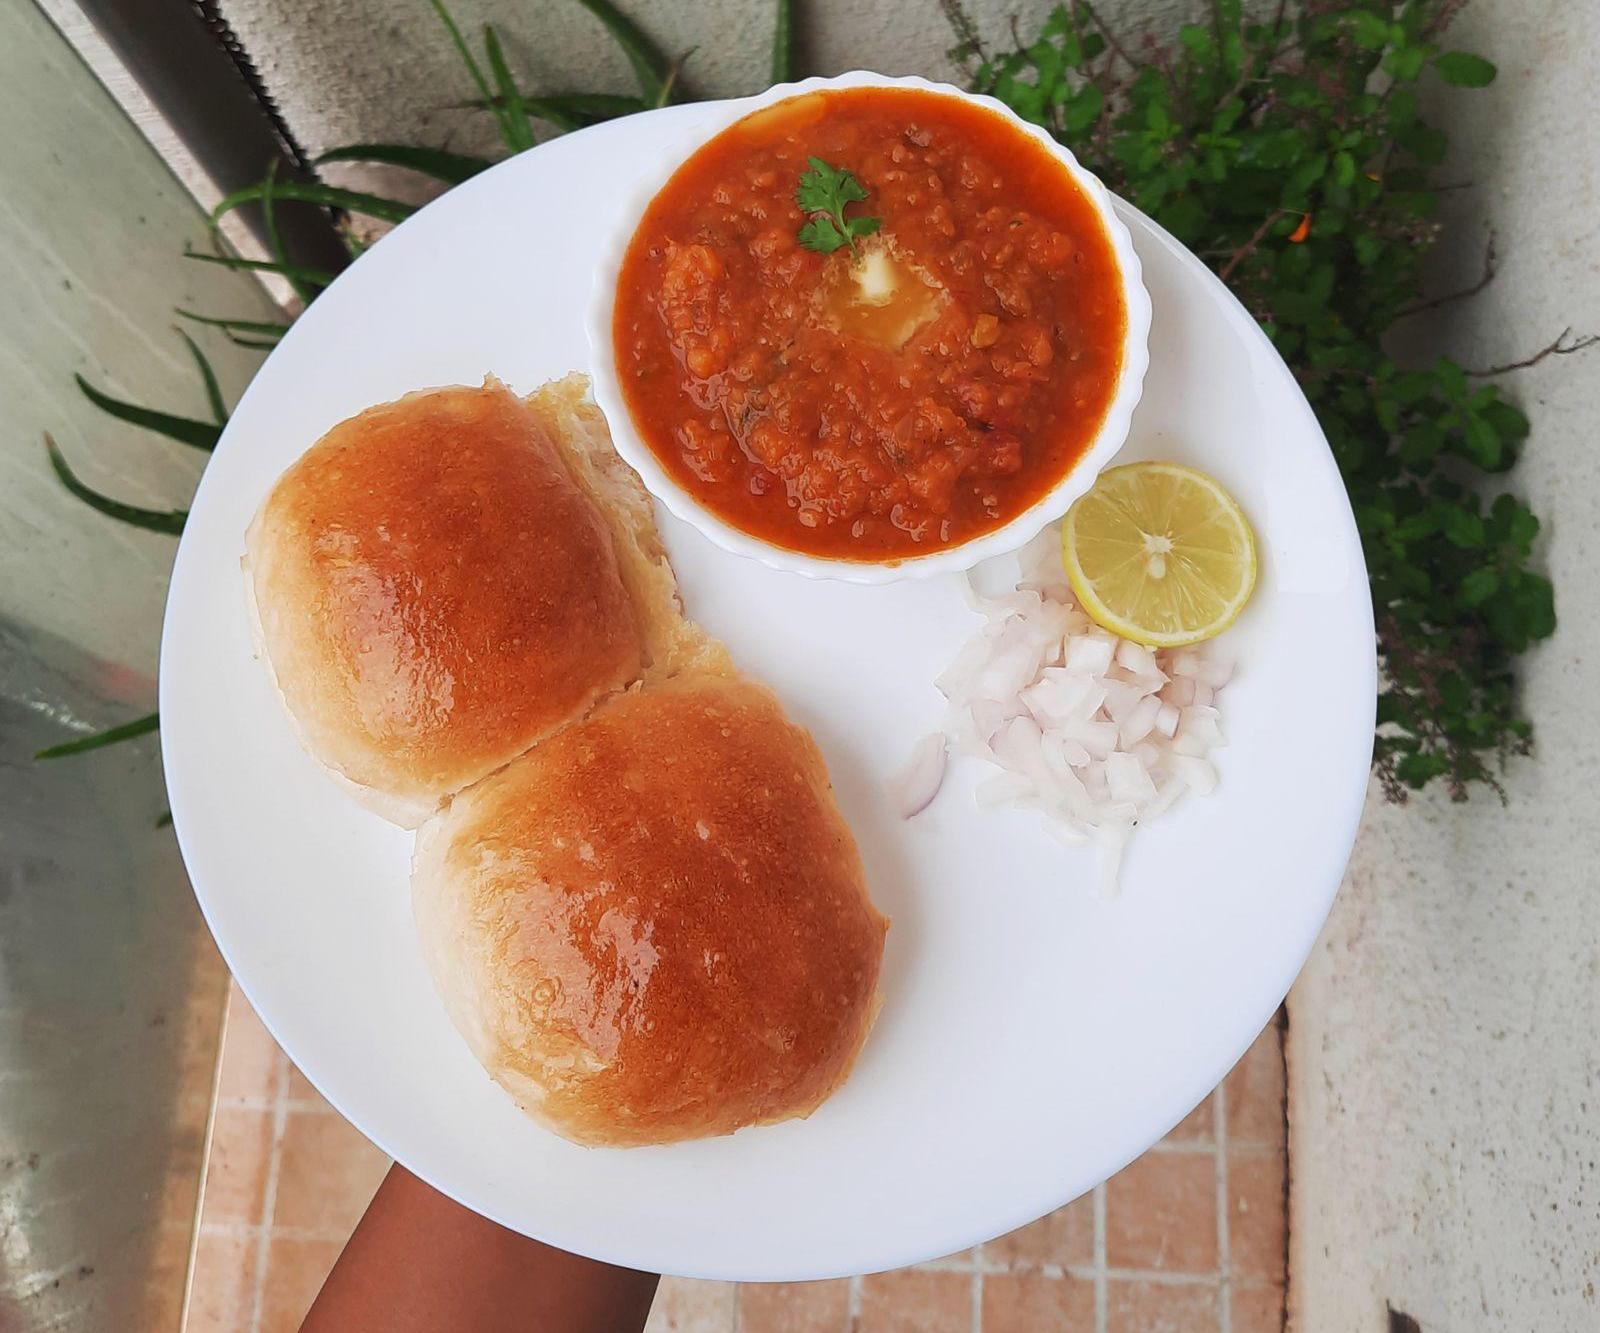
[613,87,1127,561]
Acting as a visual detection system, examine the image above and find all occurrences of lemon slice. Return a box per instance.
[1062,462,1257,648]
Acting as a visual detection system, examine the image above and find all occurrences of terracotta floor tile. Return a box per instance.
[645,1277,737,1332]
[1105,1277,1220,1333]
[216,989,285,1103]
[1232,1282,1286,1333]
[1224,1020,1286,1150]
[986,1194,1094,1271]
[858,1270,971,1333]
[1165,1094,1216,1143]
[270,1108,390,1234]
[736,1278,849,1332]
[258,1236,346,1333]
[912,1247,977,1271]
[1227,1150,1287,1284]
[982,1271,1096,1331]
[186,1228,259,1333]
[203,1107,273,1226]
[286,1061,327,1107]
[1105,1150,1219,1274]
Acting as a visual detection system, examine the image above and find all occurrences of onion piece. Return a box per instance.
[889,733,948,819]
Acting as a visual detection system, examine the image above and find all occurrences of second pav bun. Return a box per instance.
[412,672,889,1148]
[244,380,644,826]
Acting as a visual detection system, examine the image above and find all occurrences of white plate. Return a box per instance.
[160,101,1374,1281]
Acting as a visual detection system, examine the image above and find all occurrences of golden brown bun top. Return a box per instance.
[413,672,888,1147]
[246,380,642,823]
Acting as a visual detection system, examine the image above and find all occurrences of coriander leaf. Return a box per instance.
[795,157,850,214]
[795,157,881,257]
[797,217,849,253]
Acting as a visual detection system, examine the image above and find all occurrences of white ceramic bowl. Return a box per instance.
[586,71,1152,585]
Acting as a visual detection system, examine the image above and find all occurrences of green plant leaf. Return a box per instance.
[313,143,495,184]
[175,328,227,425]
[430,0,502,140]
[74,374,222,452]
[35,710,160,760]
[212,181,416,227]
[771,0,793,84]
[483,25,537,152]
[1458,566,1499,607]
[1348,12,1393,49]
[43,435,188,535]
[256,160,317,307]
[572,0,674,104]
[453,92,646,129]
[181,247,337,286]
[1433,51,1496,87]
[174,309,289,339]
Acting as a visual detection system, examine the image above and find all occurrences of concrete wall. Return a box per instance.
[1288,1,1600,1327]
[216,0,1205,163]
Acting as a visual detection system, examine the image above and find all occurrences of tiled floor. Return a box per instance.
[186,983,1286,1332]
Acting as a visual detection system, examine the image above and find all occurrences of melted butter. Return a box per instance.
[816,235,943,351]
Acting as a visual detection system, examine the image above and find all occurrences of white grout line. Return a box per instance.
[971,1244,983,1333]
[973,1257,1237,1287]
[246,1056,292,1333]
[1093,1183,1107,1333]
[848,1272,861,1329]
[199,1220,362,1245]
[216,1095,336,1115]
[1215,1079,1233,1333]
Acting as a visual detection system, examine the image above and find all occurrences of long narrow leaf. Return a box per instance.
[74,376,221,451]
[36,711,160,760]
[430,0,507,143]
[174,308,289,338]
[313,142,494,185]
[453,91,646,130]
[182,247,336,287]
[572,0,673,103]
[224,333,283,350]
[43,435,188,536]
[656,51,692,108]
[772,0,793,84]
[175,328,227,425]
[259,161,316,306]
[212,181,416,227]
[483,26,536,152]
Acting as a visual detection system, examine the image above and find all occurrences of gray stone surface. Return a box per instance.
[214,0,1206,171]
[1288,0,1600,1327]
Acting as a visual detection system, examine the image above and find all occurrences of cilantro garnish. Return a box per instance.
[795,156,882,257]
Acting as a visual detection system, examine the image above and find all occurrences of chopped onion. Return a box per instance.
[888,732,948,819]
[903,527,1237,895]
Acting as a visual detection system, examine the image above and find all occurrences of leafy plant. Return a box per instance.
[949,0,1586,800]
